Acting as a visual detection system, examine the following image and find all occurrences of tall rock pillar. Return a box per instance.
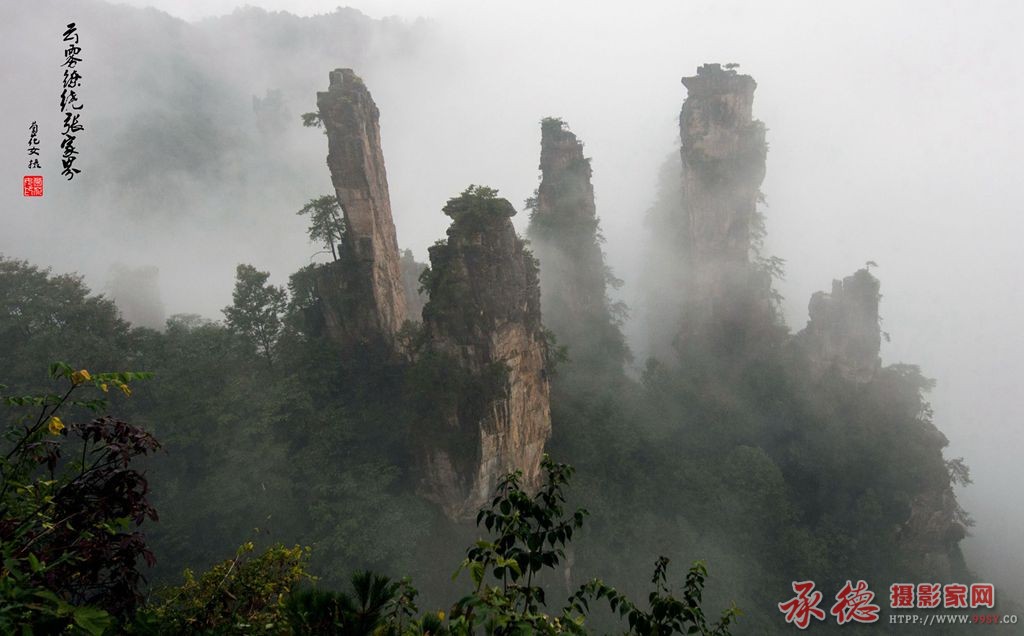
[314,69,408,351]
[527,118,626,368]
[677,63,774,350]
[414,187,552,520]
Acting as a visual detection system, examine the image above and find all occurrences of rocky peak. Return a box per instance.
[527,118,626,367]
[680,63,757,124]
[314,68,408,351]
[536,118,597,212]
[424,188,539,338]
[414,186,551,520]
[679,63,766,265]
[797,268,882,383]
[676,63,774,350]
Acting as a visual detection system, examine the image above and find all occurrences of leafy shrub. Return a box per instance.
[0,363,156,633]
[284,572,417,635]
[144,542,311,634]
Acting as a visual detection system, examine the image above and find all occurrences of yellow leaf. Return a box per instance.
[47,416,65,435]
[71,369,92,385]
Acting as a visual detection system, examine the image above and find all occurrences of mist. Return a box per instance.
[3,0,1022,613]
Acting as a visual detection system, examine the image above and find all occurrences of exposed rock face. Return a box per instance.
[676,63,774,350]
[897,484,968,578]
[797,268,881,382]
[314,68,408,351]
[415,187,551,520]
[527,118,626,367]
[890,399,968,578]
[399,249,428,322]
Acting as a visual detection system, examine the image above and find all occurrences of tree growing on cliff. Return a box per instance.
[223,264,288,368]
[301,111,324,129]
[297,195,346,261]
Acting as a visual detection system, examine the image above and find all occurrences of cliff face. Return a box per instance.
[797,269,882,383]
[315,68,408,351]
[898,483,968,578]
[676,63,775,350]
[527,118,626,367]
[884,366,969,579]
[796,269,964,574]
[414,187,551,520]
[399,249,428,322]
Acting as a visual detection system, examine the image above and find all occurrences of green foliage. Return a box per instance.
[123,454,737,635]
[1,154,973,634]
[541,328,570,376]
[301,111,324,129]
[269,457,736,635]
[449,457,587,631]
[130,291,432,599]
[540,116,567,133]
[426,457,736,635]
[284,572,416,635]
[566,559,740,636]
[455,184,500,201]
[223,264,288,368]
[1,364,156,632]
[946,457,972,487]
[144,542,311,634]
[0,257,134,394]
[297,195,346,260]
[283,588,348,634]
[441,185,516,228]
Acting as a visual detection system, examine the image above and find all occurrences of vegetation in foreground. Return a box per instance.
[0,364,737,634]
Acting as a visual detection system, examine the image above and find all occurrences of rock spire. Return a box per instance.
[414,187,552,520]
[314,68,408,351]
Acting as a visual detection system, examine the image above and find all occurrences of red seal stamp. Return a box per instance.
[23,175,43,197]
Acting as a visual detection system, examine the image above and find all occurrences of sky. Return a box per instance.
[4,0,1022,597]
